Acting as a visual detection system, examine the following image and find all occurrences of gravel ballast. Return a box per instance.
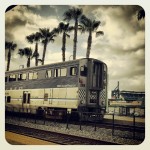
[5,118,144,145]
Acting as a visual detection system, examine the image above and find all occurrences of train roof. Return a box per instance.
[5,58,106,74]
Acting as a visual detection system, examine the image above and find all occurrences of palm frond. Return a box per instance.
[68,26,74,32]
[24,47,33,57]
[37,59,43,62]
[34,32,41,42]
[63,7,83,21]
[80,15,93,32]
[53,27,60,34]
[80,15,103,34]
[41,40,46,45]
[78,24,86,33]
[137,9,145,20]
[92,20,101,31]
[18,47,32,58]
[65,33,70,38]
[11,43,17,50]
[63,11,72,21]
[18,49,24,56]
[39,28,49,38]
[96,31,104,37]
[5,41,17,50]
[75,8,83,17]
[50,39,55,43]
[26,34,34,44]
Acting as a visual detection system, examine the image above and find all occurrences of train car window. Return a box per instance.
[90,90,98,103]
[23,93,26,103]
[54,69,61,77]
[61,68,67,76]
[22,73,26,80]
[29,72,38,80]
[33,72,38,79]
[7,96,11,103]
[27,93,30,104]
[5,76,8,82]
[80,66,87,76]
[18,73,26,81]
[29,72,32,79]
[9,74,16,82]
[70,67,78,76]
[46,70,52,78]
[103,71,106,80]
[92,62,102,88]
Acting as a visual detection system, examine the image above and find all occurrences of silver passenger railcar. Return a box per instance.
[5,58,107,119]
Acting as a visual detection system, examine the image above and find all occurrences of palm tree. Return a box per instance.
[26,32,41,66]
[80,15,104,58]
[55,22,74,61]
[39,28,57,65]
[63,7,83,60]
[5,41,17,71]
[18,47,32,68]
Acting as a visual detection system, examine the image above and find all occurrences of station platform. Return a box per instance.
[104,114,145,123]
[5,131,58,145]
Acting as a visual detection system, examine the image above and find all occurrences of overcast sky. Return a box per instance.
[5,5,145,97]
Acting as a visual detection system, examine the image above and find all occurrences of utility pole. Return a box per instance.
[111,81,120,99]
[117,81,120,99]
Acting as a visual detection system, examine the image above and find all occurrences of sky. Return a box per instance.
[5,5,145,97]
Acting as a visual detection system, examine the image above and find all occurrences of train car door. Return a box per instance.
[43,89,53,106]
[88,60,107,109]
[22,91,30,110]
[43,88,53,107]
[88,61,103,106]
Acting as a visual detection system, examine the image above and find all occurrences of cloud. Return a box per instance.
[5,5,60,55]
[122,31,145,50]
[44,51,73,64]
[27,5,42,10]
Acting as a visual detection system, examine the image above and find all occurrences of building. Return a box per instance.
[108,82,145,116]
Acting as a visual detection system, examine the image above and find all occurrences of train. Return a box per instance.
[5,58,107,120]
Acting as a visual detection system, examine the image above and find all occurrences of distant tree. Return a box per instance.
[5,41,17,71]
[26,32,41,66]
[54,22,74,61]
[39,28,57,65]
[18,47,32,68]
[137,8,145,20]
[80,15,104,58]
[64,7,83,60]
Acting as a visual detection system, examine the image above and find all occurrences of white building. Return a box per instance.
[108,91,145,116]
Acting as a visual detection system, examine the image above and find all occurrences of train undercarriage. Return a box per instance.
[6,105,105,122]
[32,106,105,121]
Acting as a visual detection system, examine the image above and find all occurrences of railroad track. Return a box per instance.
[6,123,120,145]
[5,113,145,136]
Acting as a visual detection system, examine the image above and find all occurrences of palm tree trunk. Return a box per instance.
[42,42,47,65]
[27,57,30,68]
[73,19,78,60]
[86,30,92,58]
[35,42,38,66]
[6,49,11,71]
[62,32,66,62]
